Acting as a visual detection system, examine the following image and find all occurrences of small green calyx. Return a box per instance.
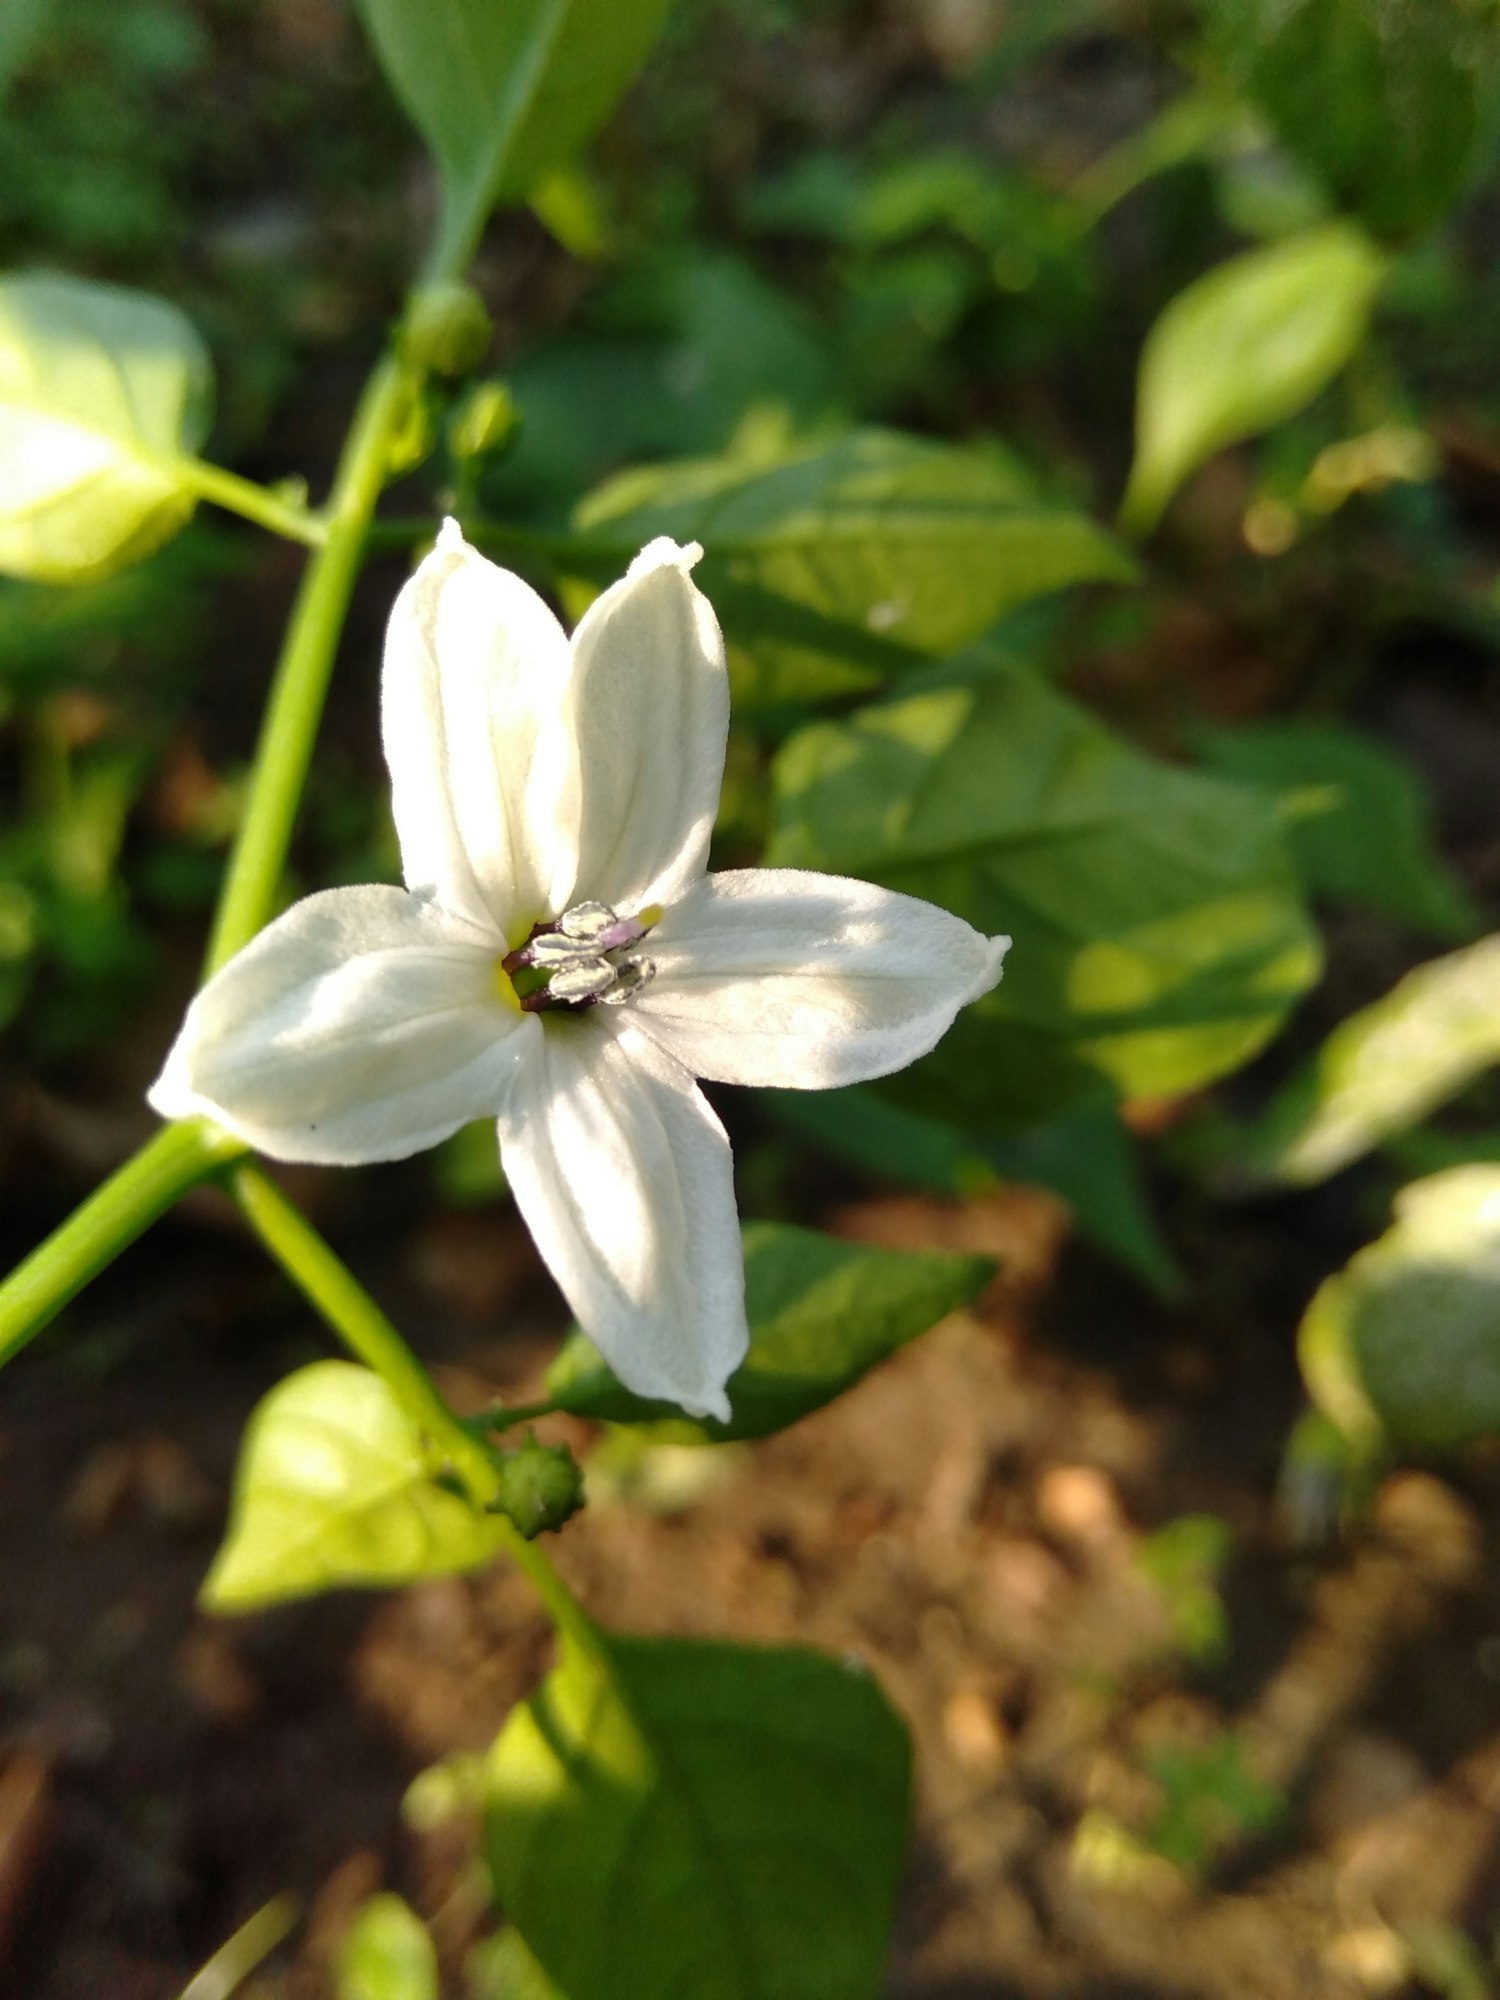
[401,283,493,378]
[492,1432,585,1538]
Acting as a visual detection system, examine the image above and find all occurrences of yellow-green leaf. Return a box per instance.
[1120,224,1385,535]
[0,271,211,583]
[202,1361,509,1612]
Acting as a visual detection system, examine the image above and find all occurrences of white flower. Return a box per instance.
[150,525,1009,1418]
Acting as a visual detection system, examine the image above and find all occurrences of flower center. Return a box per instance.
[500,900,662,1013]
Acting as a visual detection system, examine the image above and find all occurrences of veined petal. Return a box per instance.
[382,522,577,940]
[497,1014,746,1419]
[560,538,729,916]
[632,868,1009,1089]
[149,885,536,1164]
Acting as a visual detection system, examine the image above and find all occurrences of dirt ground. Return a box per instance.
[3,1122,1499,2000]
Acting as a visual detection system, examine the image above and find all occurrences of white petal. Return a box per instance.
[382,522,578,940]
[149,885,537,1164]
[497,1014,746,1419]
[561,538,728,916]
[632,868,1009,1088]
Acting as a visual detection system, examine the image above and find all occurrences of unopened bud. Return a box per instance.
[401,283,493,378]
[493,1432,584,1538]
[449,381,520,465]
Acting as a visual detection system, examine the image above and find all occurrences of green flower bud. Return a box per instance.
[401,283,493,378]
[449,381,520,466]
[493,1431,585,1538]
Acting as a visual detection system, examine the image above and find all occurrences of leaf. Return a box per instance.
[336,1894,439,2000]
[466,1929,566,2000]
[202,1361,510,1612]
[1250,933,1500,1185]
[354,0,673,262]
[545,1221,992,1441]
[768,655,1320,1129]
[1300,1166,1500,1450]
[1120,223,1385,534]
[486,1628,911,2000]
[0,271,211,584]
[767,1088,1181,1294]
[574,428,1136,702]
[1195,720,1480,940]
[1206,0,1500,241]
[0,0,52,100]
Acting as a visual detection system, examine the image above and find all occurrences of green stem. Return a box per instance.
[178,1893,301,2000]
[228,1161,500,1507]
[203,353,418,976]
[176,459,328,547]
[0,1119,245,1368]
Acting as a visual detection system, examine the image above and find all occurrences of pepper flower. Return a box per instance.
[150,526,1009,1417]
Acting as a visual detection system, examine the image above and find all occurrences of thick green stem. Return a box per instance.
[177,458,328,547]
[0,1119,245,1367]
[203,354,418,975]
[228,1161,500,1507]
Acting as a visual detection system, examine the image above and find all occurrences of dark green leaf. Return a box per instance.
[1301,1166,1500,1449]
[1207,0,1500,240]
[354,0,673,262]
[768,657,1320,1129]
[486,1628,911,2000]
[1120,224,1385,534]
[546,1221,992,1441]
[1196,720,1479,940]
[574,428,1135,702]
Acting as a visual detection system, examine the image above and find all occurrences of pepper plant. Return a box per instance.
[2,0,1497,1994]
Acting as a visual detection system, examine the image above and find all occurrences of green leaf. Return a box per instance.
[202,1361,510,1612]
[767,1089,1181,1294]
[1120,223,1385,534]
[545,1221,992,1441]
[336,1893,439,2000]
[1207,0,1500,241]
[466,1929,566,2000]
[0,0,52,100]
[1195,720,1480,940]
[1300,1166,1500,1450]
[768,656,1320,1128]
[574,428,1136,702]
[1250,933,1500,1185]
[486,1628,911,2000]
[0,271,211,584]
[353,0,673,268]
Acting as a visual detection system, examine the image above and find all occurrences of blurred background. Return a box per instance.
[3,1,1500,1994]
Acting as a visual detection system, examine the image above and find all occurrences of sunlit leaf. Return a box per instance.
[354,0,672,263]
[1120,223,1385,534]
[546,1220,992,1441]
[1251,934,1500,1185]
[1207,0,1500,240]
[769,654,1320,1128]
[466,1929,565,2000]
[0,271,211,584]
[202,1361,509,1612]
[486,1627,910,2000]
[1196,719,1479,941]
[575,427,1135,702]
[336,1894,439,2000]
[1301,1166,1500,1450]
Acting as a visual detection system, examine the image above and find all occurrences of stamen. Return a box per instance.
[598,955,656,1004]
[546,957,617,1004]
[505,900,665,1011]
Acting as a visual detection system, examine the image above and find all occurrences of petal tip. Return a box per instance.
[627,536,704,579]
[435,515,468,552]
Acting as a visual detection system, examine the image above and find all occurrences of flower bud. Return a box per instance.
[492,1432,585,1538]
[448,380,520,465]
[401,283,493,378]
